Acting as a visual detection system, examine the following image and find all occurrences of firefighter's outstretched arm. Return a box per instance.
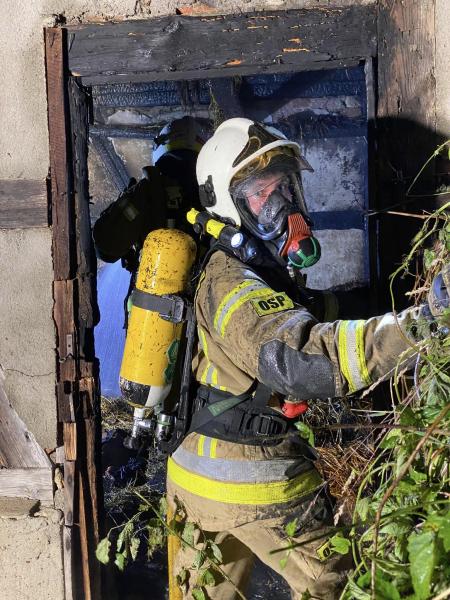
[198,252,424,400]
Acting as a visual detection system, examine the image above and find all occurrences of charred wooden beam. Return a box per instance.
[45,27,102,600]
[67,7,377,85]
[90,124,157,139]
[376,0,437,309]
[90,134,129,191]
[45,28,76,280]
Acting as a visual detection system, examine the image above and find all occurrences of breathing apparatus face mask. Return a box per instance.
[230,152,321,269]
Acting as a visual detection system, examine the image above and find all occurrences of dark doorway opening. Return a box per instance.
[92,65,372,397]
[89,64,372,600]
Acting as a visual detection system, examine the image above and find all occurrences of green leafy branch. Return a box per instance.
[340,191,450,599]
[133,491,248,600]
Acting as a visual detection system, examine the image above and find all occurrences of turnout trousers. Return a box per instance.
[167,452,351,600]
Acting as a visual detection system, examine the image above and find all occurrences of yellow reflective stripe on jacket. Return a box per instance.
[214,279,270,337]
[167,457,323,505]
[210,438,218,458]
[197,435,206,457]
[198,326,208,356]
[355,321,371,386]
[200,365,228,391]
[198,327,227,390]
[338,320,372,392]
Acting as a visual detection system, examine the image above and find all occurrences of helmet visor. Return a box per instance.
[231,158,311,240]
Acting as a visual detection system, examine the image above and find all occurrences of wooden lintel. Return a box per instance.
[0,179,49,229]
[66,6,377,85]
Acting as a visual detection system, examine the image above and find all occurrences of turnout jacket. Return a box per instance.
[192,250,417,398]
[168,250,418,524]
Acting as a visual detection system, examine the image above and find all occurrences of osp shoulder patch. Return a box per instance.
[250,292,294,316]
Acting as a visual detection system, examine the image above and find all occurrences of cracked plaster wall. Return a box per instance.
[0,506,65,600]
[0,229,56,448]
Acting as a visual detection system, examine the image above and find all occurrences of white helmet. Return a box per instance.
[153,116,207,164]
[196,118,312,227]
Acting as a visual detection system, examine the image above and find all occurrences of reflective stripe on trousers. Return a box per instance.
[167,453,323,505]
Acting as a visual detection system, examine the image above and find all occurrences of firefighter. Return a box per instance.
[166,118,447,599]
[93,116,207,271]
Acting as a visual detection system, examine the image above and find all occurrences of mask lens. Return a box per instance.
[235,173,303,239]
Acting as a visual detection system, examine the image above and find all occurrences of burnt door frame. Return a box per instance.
[44,4,436,598]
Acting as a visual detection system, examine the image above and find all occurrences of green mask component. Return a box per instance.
[287,236,321,269]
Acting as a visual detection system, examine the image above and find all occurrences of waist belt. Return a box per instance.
[189,384,294,445]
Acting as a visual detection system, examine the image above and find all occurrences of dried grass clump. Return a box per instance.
[315,441,374,504]
[101,396,133,431]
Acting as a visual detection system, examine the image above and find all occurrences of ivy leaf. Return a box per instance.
[95,537,111,565]
[438,519,450,553]
[114,552,127,572]
[300,591,313,600]
[130,536,140,561]
[209,542,223,565]
[159,495,168,517]
[199,568,216,587]
[375,574,401,600]
[329,534,351,555]
[355,497,370,523]
[295,422,315,447]
[409,468,427,483]
[147,523,165,559]
[380,428,402,449]
[408,530,436,600]
[182,521,195,547]
[423,248,436,270]
[400,407,420,426]
[176,568,188,586]
[356,572,371,588]
[117,521,134,554]
[284,518,298,538]
[192,550,206,570]
[345,578,371,600]
[192,587,206,600]
[427,512,450,552]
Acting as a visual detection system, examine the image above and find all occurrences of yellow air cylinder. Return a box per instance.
[119,229,196,410]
